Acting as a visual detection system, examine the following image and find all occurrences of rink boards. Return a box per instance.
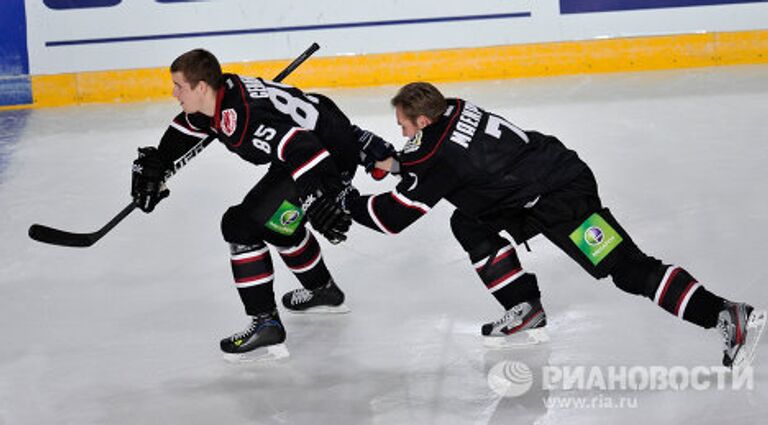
[2,0,768,108]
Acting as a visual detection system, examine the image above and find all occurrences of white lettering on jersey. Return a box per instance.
[264,85,319,130]
[485,114,529,143]
[450,102,482,149]
[240,76,269,99]
[252,124,276,154]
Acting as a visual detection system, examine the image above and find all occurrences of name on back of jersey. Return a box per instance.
[450,102,482,149]
[240,76,269,99]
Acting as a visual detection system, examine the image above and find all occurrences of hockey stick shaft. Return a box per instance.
[29,43,320,248]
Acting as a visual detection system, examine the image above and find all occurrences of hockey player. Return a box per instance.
[130,49,383,362]
[339,82,765,368]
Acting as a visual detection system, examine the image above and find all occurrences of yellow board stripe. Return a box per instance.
[4,29,767,110]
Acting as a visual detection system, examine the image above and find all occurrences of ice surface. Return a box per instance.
[1,65,767,425]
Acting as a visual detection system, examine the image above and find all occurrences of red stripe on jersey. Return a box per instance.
[231,79,251,148]
[389,192,428,214]
[292,149,329,179]
[214,79,251,148]
[673,280,698,316]
[278,128,303,162]
[370,195,396,234]
[657,267,681,306]
[401,100,462,167]
[212,87,226,130]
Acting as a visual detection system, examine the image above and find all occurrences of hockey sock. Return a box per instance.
[276,228,331,290]
[229,242,277,315]
[650,265,725,329]
[471,241,541,310]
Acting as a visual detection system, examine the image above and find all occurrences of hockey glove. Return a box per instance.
[352,125,396,180]
[301,188,352,244]
[131,146,170,213]
[335,183,360,214]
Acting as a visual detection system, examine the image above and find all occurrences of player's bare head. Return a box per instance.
[170,49,223,90]
[391,82,447,124]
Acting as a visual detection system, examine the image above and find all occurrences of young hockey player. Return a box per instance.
[130,49,385,362]
[339,82,766,369]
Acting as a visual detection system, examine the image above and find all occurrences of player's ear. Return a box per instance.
[416,115,432,129]
[196,80,211,94]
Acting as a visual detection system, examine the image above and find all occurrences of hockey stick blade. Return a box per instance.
[29,202,137,247]
[29,224,99,247]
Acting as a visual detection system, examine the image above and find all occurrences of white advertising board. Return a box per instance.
[24,0,768,75]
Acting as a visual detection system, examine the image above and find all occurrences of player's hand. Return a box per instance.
[352,125,396,180]
[301,188,352,244]
[131,146,170,213]
[335,183,360,214]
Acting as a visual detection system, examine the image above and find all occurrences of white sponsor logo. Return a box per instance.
[487,361,754,400]
[488,361,534,397]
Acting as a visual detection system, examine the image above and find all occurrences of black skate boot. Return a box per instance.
[220,309,289,363]
[281,279,350,314]
[482,299,549,348]
[717,301,766,369]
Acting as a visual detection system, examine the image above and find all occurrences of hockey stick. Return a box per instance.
[28,42,321,248]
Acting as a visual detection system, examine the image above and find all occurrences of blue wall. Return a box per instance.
[0,0,32,106]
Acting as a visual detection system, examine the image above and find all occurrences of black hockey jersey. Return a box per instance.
[348,98,588,234]
[157,73,359,194]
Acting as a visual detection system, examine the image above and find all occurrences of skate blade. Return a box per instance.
[286,303,351,314]
[222,343,290,364]
[484,328,550,349]
[732,309,767,370]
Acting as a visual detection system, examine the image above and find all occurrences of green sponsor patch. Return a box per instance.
[265,200,304,236]
[569,213,623,266]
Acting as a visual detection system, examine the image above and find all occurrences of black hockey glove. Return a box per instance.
[335,182,360,214]
[352,125,397,180]
[131,146,170,213]
[301,187,352,244]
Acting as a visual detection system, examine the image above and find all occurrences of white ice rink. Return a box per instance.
[1,65,767,425]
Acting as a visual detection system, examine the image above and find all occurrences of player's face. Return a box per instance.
[395,106,421,139]
[172,72,204,114]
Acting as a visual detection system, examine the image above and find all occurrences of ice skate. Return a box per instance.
[717,301,766,369]
[220,310,289,363]
[281,279,350,314]
[482,299,549,348]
